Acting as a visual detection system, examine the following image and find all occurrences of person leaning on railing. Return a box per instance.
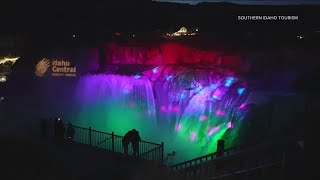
[122,129,141,156]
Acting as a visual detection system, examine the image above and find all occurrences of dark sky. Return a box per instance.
[154,0,320,5]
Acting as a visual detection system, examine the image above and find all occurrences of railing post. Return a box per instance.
[89,126,92,146]
[112,132,115,153]
[161,142,164,163]
[217,139,225,157]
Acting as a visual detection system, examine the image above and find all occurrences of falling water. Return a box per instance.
[74,66,251,164]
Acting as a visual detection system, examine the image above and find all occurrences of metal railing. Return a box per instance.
[170,136,303,180]
[171,145,240,172]
[64,125,164,162]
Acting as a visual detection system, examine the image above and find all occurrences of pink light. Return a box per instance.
[190,132,197,141]
[199,115,208,121]
[208,126,220,136]
[227,121,233,128]
[172,106,179,112]
[239,103,246,110]
[161,105,167,112]
[216,110,225,116]
[124,84,133,91]
[212,89,221,100]
[175,124,182,131]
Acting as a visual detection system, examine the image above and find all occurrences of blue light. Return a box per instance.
[134,74,141,79]
[166,75,173,81]
[180,93,186,99]
[225,77,234,87]
[212,95,218,100]
[210,83,218,90]
[195,85,203,93]
[237,87,245,95]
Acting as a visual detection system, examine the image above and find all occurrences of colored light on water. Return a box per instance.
[123,84,133,94]
[237,87,245,95]
[161,105,167,112]
[145,109,152,115]
[180,93,187,99]
[134,74,141,79]
[195,85,203,93]
[216,110,225,116]
[210,83,218,90]
[199,115,208,121]
[166,75,173,81]
[225,77,234,87]
[130,101,136,107]
[152,67,159,73]
[208,126,220,136]
[239,103,246,109]
[190,132,197,141]
[212,89,221,100]
[175,124,182,131]
[227,121,233,128]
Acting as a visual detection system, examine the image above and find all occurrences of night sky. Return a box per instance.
[154,0,320,5]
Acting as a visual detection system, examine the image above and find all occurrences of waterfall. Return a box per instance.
[74,74,156,138]
[74,66,252,163]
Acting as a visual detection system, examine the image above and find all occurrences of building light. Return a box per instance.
[297,35,303,39]
[0,76,6,82]
[0,56,20,65]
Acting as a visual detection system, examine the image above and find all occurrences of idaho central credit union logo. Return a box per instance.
[35,58,77,77]
[35,58,50,77]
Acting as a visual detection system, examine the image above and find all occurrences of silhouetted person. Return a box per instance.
[54,117,65,144]
[66,122,75,141]
[122,129,141,156]
[131,129,141,157]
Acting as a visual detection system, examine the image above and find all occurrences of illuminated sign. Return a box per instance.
[35,58,77,77]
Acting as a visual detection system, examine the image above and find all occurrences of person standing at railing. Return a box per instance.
[122,129,141,156]
[131,129,141,157]
[122,130,132,156]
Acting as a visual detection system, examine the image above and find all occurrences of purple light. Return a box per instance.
[239,103,246,110]
[216,110,225,116]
